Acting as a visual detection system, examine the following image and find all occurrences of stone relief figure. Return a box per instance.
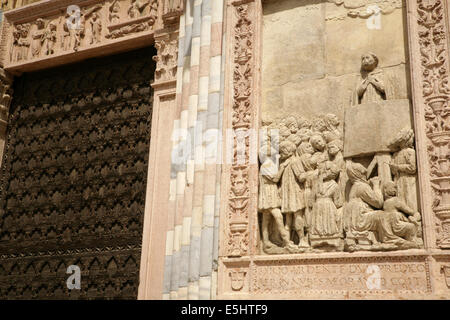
[258,113,345,253]
[109,0,121,24]
[344,161,384,251]
[258,140,294,252]
[309,162,344,250]
[128,0,149,18]
[43,21,57,55]
[356,52,386,104]
[11,24,31,62]
[89,12,103,44]
[278,140,309,248]
[388,128,418,212]
[31,18,46,58]
[344,160,422,252]
[381,182,423,247]
[62,4,102,52]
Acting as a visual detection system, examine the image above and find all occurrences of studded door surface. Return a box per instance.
[0,47,156,299]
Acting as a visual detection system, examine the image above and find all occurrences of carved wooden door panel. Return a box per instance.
[0,47,156,299]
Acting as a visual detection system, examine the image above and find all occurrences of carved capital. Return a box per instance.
[153,33,178,84]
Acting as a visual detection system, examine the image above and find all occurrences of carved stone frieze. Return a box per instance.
[327,0,403,19]
[2,0,161,70]
[415,0,450,249]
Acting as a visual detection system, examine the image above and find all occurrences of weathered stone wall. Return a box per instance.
[262,0,409,122]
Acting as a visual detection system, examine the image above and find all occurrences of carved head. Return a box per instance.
[347,161,367,183]
[327,139,342,156]
[297,128,312,143]
[297,117,311,129]
[279,140,296,160]
[310,134,326,152]
[297,141,314,156]
[322,161,340,181]
[282,116,298,134]
[48,22,57,31]
[388,128,415,151]
[36,18,45,29]
[383,181,397,198]
[361,52,379,72]
[325,113,340,127]
[312,117,327,133]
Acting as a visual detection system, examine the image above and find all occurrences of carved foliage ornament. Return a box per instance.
[417,0,450,248]
[153,36,178,83]
[225,2,254,257]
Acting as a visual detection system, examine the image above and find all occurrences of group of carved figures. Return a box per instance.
[258,53,423,253]
[259,115,422,253]
[9,0,162,62]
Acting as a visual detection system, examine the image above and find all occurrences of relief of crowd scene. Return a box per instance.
[258,113,423,254]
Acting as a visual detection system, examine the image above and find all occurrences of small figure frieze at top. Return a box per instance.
[5,0,164,66]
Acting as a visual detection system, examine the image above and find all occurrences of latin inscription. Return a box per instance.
[253,261,429,293]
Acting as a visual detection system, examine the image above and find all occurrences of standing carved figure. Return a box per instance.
[10,28,21,62]
[279,141,308,247]
[31,18,46,58]
[297,141,318,230]
[388,128,418,212]
[356,52,386,104]
[258,142,292,251]
[90,12,102,44]
[12,24,31,62]
[309,162,344,250]
[44,22,57,55]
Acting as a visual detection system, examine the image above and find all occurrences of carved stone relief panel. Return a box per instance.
[1,0,168,71]
[259,1,421,254]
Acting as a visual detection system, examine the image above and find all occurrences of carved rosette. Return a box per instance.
[152,33,178,84]
[224,2,256,257]
[417,0,450,248]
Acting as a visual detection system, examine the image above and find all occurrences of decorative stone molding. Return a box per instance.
[0,68,13,139]
[413,0,450,249]
[221,0,259,258]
